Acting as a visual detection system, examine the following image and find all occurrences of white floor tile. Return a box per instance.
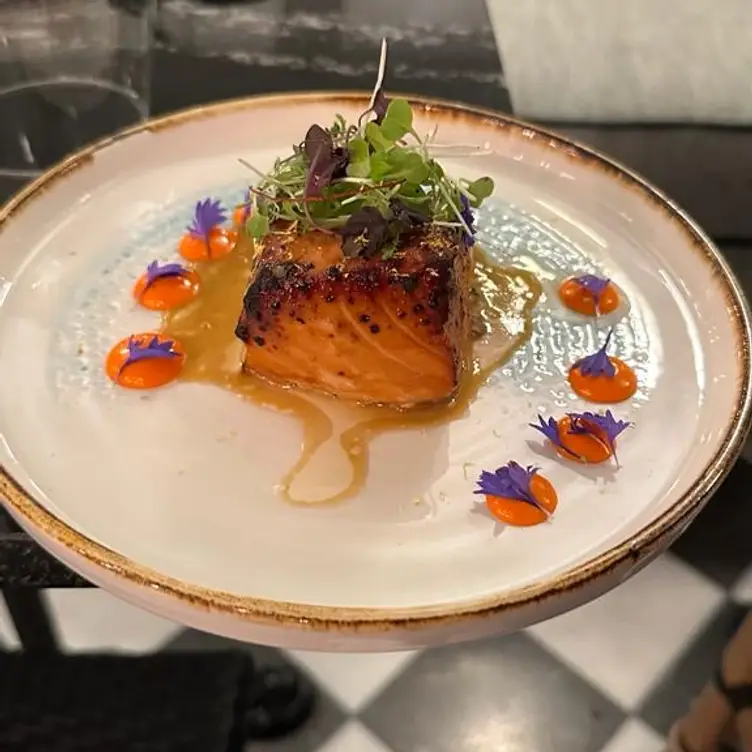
[528,553,724,710]
[45,589,182,653]
[0,597,20,650]
[732,562,752,604]
[286,648,419,712]
[600,719,665,752]
[318,721,393,752]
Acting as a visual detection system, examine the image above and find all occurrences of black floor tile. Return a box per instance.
[639,601,748,735]
[360,633,625,752]
[242,696,344,752]
[164,627,284,667]
[671,458,752,586]
[165,629,347,752]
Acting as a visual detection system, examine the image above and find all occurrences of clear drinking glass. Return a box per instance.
[0,0,154,200]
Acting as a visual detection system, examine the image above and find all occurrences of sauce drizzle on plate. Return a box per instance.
[159,234,541,504]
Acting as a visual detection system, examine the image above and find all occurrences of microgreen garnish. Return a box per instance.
[187,198,227,250]
[568,410,632,463]
[474,461,550,516]
[529,414,582,461]
[573,274,610,312]
[367,38,389,124]
[373,90,389,124]
[119,336,180,375]
[143,260,188,289]
[303,125,349,199]
[573,329,616,378]
[460,194,476,246]
[239,189,251,225]
[240,38,494,258]
[340,199,427,259]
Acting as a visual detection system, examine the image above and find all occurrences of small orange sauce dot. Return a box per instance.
[233,205,248,227]
[132,269,199,311]
[555,415,612,464]
[559,277,620,316]
[484,473,558,527]
[179,227,237,262]
[568,357,637,403]
[105,333,185,390]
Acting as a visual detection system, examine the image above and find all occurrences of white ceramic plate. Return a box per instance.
[0,94,750,652]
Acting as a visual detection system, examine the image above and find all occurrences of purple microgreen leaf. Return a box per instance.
[373,89,389,124]
[567,410,633,463]
[529,414,582,461]
[389,198,427,227]
[387,198,428,247]
[340,206,390,258]
[573,329,616,377]
[303,125,348,199]
[459,194,476,246]
[303,124,332,163]
[474,461,550,516]
[144,260,188,290]
[187,198,227,244]
[118,336,179,376]
[573,274,611,312]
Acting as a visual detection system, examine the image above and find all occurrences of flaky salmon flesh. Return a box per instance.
[234,226,472,408]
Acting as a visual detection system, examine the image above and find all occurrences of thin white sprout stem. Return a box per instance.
[437,179,473,238]
[368,38,388,111]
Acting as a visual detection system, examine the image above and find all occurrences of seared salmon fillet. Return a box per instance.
[234,226,472,407]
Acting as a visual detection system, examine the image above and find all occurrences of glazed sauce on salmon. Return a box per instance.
[160,234,541,504]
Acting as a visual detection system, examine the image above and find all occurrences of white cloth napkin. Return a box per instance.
[487,0,752,123]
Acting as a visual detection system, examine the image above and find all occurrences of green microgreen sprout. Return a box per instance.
[238,38,495,258]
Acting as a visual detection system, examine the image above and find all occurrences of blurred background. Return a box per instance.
[1,2,751,751]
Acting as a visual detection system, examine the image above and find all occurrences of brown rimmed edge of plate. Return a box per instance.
[1,91,751,633]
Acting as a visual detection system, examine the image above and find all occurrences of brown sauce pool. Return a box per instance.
[160,235,541,504]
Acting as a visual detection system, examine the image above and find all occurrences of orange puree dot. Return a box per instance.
[559,278,620,316]
[179,227,237,262]
[555,415,612,464]
[485,473,558,527]
[132,269,199,311]
[568,357,637,403]
[233,205,249,227]
[105,333,185,390]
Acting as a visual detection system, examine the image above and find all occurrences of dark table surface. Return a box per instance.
[1,0,750,588]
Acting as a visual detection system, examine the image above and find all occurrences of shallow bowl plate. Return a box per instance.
[0,94,750,651]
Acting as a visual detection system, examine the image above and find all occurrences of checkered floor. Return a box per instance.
[2,454,751,752]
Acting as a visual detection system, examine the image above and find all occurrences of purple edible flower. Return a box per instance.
[568,410,632,462]
[573,274,611,312]
[143,260,188,290]
[573,329,616,378]
[529,414,582,461]
[118,335,179,376]
[459,194,476,246]
[474,461,550,516]
[187,198,227,245]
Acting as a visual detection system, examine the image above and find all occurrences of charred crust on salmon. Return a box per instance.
[234,225,472,407]
[232,43,495,407]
